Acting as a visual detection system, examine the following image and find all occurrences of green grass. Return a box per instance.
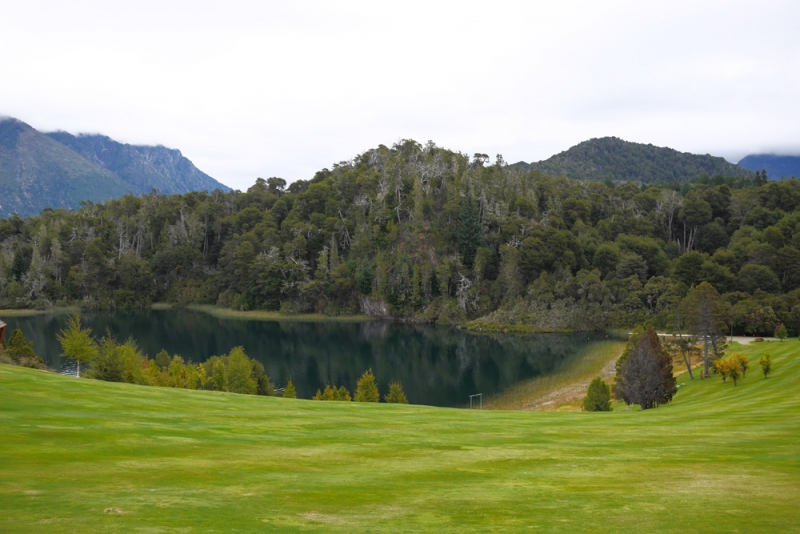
[188,304,375,322]
[1,342,799,532]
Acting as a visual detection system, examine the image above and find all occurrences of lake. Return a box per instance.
[3,309,605,407]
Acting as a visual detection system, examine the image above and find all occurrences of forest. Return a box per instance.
[1,139,799,337]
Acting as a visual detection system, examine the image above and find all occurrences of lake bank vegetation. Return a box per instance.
[0,140,798,333]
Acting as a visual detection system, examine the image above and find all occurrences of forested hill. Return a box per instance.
[738,154,800,180]
[512,137,754,184]
[46,132,230,196]
[0,117,228,217]
[1,139,799,338]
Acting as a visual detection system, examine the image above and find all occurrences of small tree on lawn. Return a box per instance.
[354,369,380,402]
[384,381,409,404]
[283,379,296,398]
[582,377,612,412]
[733,353,749,378]
[775,323,787,342]
[714,359,730,382]
[759,354,773,378]
[727,360,742,386]
[57,314,98,377]
[336,386,352,401]
[614,325,677,410]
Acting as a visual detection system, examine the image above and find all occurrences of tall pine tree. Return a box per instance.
[458,190,484,268]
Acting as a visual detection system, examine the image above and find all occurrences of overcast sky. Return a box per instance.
[2,0,799,190]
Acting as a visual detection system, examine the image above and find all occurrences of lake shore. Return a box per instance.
[185,304,376,323]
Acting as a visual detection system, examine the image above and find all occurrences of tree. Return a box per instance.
[155,349,171,370]
[3,329,45,369]
[212,359,227,391]
[686,282,725,378]
[384,381,408,404]
[714,359,730,382]
[457,191,484,268]
[759,354,773,378]
[732,353,749,378]
[582,378,611,412]
[226,346,257,394]
[88,331,126,382]
[613,325,677,410]
[283,379,296,398]
[354,369,380,402]
[727,359,742,386]
[57,314,98,377]
[775,323,787,342]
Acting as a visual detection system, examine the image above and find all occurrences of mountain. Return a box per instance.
[0,118,135,218]
[738,154,800,180]
[511,137,754,184]
[46,132,229,195]
[0,117,229,217]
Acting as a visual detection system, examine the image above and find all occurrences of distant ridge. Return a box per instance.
[0,118,135,217]
[738,154,800,180]
[0,117,229,217]
[46,132,229,196]
[511,137,754,184]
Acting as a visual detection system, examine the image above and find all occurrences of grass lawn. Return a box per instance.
[1,341,798,532]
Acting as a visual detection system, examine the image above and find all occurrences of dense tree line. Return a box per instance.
[1,140,799,335]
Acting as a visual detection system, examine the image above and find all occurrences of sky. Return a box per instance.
[1,0,799,190]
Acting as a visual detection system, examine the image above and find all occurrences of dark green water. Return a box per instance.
[3,309,604,407]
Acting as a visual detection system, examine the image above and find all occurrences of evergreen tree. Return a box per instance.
[57,314,98,378]
[384,381,409,404]
[686,282,725,378]
[582,378,611,412]
[3,329,45,368]
[614,325,677,410]
[283,379,297,398]
[226,346,257,394]
[457,191,484,268]
[354,369,380,402]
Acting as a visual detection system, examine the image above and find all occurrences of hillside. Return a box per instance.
[0,119,135,218]
[0,117,228,217]
[739,154,800,180]
[46,131,230,195]
[512,137,754,184]
[1,340,798,532]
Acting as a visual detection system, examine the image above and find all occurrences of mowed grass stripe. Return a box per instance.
[1,341,799,533]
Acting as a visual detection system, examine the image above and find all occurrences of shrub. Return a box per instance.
[759,354,773,378]
[775,323,787,342]
[283,379,296,398]
[732,353,749,378]
[582,377,612,412]
[226,347,257,394]
[2,329,46,369]
[354,369,380,402]
[384,381,409,404]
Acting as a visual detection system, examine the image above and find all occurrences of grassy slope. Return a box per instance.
[1,342,798,533]
[485,339,626,410]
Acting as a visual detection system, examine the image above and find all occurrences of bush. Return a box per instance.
[759,354,773,378]
[354,369,380,402]
[582,377,611,412]
[283,379,296,398]
[2,329,46,369]
[384,381,409,404]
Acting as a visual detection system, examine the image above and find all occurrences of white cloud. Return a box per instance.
[1,0,798,189]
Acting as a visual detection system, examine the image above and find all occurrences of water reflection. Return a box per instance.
[3,310,605,407]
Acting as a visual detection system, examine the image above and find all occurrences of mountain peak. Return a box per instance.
[0,118,229,217]
[513,137,752,184]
